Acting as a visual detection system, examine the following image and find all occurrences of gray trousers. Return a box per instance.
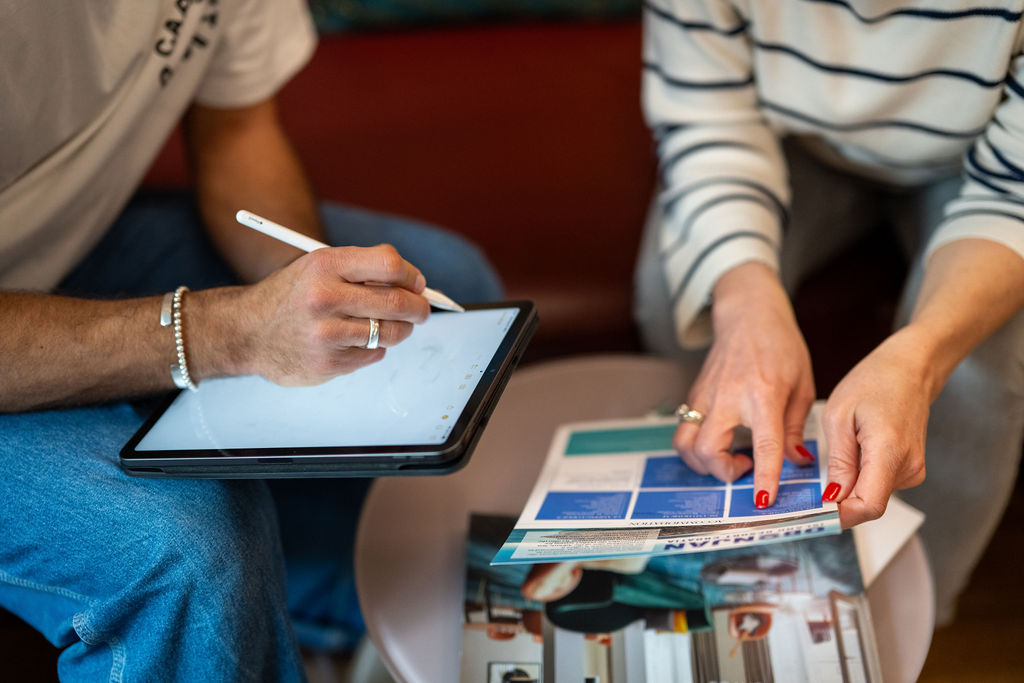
[634,140,1024,625]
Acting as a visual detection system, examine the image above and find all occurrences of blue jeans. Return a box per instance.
[0,192,502,681]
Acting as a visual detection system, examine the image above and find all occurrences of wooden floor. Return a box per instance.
[917,474,1024,683]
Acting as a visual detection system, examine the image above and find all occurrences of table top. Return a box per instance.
[355,354,933,683]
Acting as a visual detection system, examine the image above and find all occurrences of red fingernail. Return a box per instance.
[795,444,815,462]
[822,482,841,502]
[755,490,770,509]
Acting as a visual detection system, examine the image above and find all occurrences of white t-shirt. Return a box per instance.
[0,0,316,291]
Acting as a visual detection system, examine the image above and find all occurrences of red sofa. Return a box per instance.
[146,20,656,360]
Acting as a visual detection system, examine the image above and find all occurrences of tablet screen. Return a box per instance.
[134,306,521,452]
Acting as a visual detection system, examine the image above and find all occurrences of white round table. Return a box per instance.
[356,355,933,683]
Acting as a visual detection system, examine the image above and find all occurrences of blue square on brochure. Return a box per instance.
[729,482,822,517]
[641,455,722,488]
[535,491,632,521]
[732,440,819,486]
[631,490,726,519]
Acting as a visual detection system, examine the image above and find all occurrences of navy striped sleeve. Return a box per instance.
[929,52,1024,264]
[643,0,789,349]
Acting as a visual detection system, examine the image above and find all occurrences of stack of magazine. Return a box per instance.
[459,407,891,682]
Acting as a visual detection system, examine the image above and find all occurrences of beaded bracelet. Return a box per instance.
[159,285,198,392]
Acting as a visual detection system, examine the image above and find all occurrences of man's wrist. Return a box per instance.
[187,286,257,380]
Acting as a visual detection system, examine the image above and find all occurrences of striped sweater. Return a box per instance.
[643,0,1024,348]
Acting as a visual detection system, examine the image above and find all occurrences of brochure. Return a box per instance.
[460,513,882,683]
[494,403,840,564]
[491,511,839,565]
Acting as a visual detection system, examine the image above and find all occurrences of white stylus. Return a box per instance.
[235,210,465,312]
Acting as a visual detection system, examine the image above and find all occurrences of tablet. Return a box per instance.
[120,301,537,478]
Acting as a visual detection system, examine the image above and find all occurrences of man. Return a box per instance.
[634,1,1024,626]
[0,1,500,679]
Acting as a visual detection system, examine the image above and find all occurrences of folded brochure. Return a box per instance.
[493,402,841,565]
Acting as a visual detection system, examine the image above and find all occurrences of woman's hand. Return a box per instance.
[823,239,1024,527]
[234,244,430,385]
[822,327,935,527]
[674,262,816,507]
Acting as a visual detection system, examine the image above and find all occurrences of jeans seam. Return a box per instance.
[73,612,127,683]
[0,569,94,605]
[0,570,126,683]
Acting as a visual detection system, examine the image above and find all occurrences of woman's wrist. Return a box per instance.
[886,323,959,402]
[711,261,792,330]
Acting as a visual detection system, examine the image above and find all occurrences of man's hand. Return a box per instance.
[186,96,434,386]
[673,262,816,506]
[0,94,437,411]
[821,328,931,527]
[231,244,430,385]
[0,243,430,411]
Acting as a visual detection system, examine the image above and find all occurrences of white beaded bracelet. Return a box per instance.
[159,286,198,392]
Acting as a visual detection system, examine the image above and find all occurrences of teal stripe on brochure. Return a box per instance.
[565,425,676,455]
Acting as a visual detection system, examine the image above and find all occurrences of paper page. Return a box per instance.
[852,496,926,587]
[514,402,837,530]
[491,512,841,565]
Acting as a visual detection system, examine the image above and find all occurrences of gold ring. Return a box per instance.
[676,403,705,426]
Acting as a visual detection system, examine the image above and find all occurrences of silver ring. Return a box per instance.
[366,318,380,350]
[676,403,705,426]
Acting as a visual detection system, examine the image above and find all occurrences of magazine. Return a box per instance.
[460,513,882,683]
[494,404,840,564]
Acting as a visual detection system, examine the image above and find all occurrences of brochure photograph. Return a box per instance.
[460,514,881,683]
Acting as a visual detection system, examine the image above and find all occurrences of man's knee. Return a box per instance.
[320,202,503,302]
[64,480,299,679]
[126,480,285,610]
[424,229,504,303]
